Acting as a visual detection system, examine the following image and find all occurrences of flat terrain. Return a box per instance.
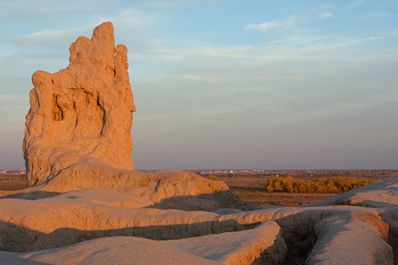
[1,169,397,206]
[0,171,26,190]
[198,169,398,206]
[231,188,333,206]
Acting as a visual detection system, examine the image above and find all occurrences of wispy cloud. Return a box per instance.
[99,8,156,29]
[1,0,398,169]
[145,33,394,67]
[9,8,155,48]
[245,7,333,32]
[319,11,333,18]
[360,12,396,18]
[244,17,296,32]
[10,26,91,47]
[345,0,364,9]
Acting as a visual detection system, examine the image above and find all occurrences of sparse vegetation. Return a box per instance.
[208,175,217,181]
[197,170,395,205]
[264,176,374,194]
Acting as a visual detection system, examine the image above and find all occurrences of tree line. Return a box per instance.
[264,176,373,193]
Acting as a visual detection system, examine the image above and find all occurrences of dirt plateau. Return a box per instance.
[0,22,397,265]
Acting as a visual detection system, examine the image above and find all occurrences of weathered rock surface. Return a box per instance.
[0,221,286,265]
[0,186,394,264]
[306,211,392,265]
[23,22,135,186]
[1,169,249,212]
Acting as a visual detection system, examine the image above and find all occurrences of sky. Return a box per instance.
[0,0,397,170]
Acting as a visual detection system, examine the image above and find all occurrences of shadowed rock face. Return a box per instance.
[0,222,287,265]
[23,22,135,186]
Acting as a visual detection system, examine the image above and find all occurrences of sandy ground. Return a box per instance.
[0,173,26,191]
[231,188,333,206]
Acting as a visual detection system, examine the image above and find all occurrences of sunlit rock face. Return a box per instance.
[23,22,135,186]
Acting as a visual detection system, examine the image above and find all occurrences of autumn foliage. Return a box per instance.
[264,176,373,193]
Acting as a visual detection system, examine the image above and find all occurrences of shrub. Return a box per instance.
[209,175,217,181]
[264,176,373,194]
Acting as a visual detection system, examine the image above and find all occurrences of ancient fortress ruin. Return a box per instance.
[23,22,134,185]
[0,22,396,265]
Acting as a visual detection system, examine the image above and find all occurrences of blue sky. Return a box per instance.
[0,0,397,169]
